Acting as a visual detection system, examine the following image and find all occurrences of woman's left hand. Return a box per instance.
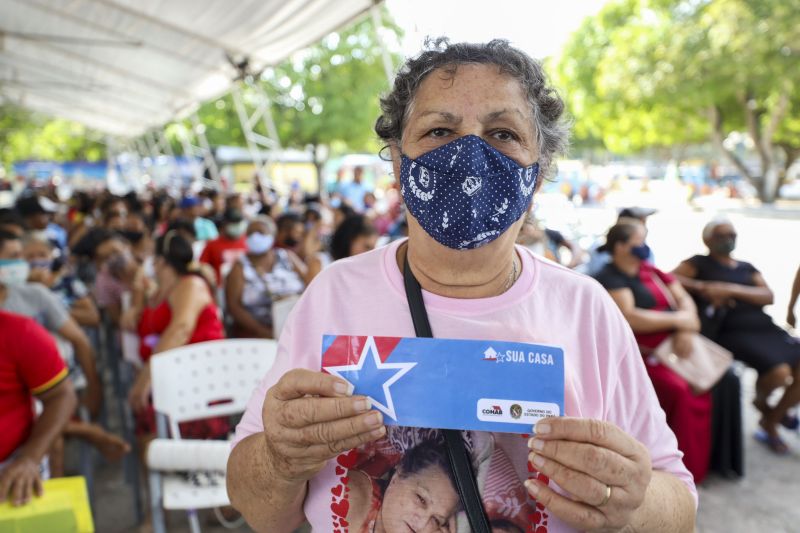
[526,417,652,532]
[128,367,152,413]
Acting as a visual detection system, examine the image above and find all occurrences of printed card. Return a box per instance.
[321,335,565,434]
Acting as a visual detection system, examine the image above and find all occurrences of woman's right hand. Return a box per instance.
[261,369,385,484]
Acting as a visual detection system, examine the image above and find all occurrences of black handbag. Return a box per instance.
[402,254,491,533]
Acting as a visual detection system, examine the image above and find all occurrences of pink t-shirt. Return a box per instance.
[233,239,696,532]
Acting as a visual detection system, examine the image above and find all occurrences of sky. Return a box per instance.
[384,0,609,59]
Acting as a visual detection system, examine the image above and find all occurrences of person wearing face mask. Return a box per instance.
[228,40,696,533]
[22,233,99,328]
[274,212,306,255]
[199,207,249,284]
[19,232,129,473]
[224,217,307,338]
[128,230,229,445]
[87,231,142,326]
[0,231,103,421]
[593,221,711,483]
[673,218,800,454]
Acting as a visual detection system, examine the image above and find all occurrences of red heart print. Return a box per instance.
[331,485,343,498]
[335,466,346,476]
[336,449,358,469]
[331,497,350,518]
[341,476,350,485]
[341,518,349,527]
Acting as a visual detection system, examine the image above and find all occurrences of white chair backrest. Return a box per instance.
[272,295,300,340]
[150,339,277,438]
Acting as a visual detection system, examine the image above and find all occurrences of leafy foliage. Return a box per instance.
[191,10,402,163]
[555,0,800,200]
[0,103,105,171]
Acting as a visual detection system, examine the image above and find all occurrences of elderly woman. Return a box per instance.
[225,217,307,338]
[227,40,696,532]
[593,221,711,482]
[673,218,800,454]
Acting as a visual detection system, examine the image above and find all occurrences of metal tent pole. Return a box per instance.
[155,129,182,186]
[231,82,280,195]
[370,3,395,86]
[176,124,203,184]
[189,113,221,184]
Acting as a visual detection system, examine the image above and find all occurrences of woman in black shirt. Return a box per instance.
[673,218,800,454]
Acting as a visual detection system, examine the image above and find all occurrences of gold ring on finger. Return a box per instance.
[598,484,612,507]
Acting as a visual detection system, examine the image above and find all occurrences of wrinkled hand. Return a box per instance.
[672,331,695,359]
[261,369,385,484]
[128,367,151,414]
[526,418,652,532]
[0,456,43,506]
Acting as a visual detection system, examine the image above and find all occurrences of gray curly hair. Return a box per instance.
[375,37,569,175]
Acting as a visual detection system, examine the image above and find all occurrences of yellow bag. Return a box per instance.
[0,476,93,533]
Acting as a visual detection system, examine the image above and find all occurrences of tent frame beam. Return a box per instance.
[230,81,281,192]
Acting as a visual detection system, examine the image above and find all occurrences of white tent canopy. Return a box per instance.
[0,0,377,137]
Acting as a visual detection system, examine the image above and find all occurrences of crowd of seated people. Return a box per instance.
[0,170,404,520]
[590,212,800,484]
[1,167,798,524]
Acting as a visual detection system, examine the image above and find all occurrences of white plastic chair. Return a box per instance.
[147,339,277,533]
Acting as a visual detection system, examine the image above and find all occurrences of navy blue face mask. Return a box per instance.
[631,243,651,261]
[399,135,539,250]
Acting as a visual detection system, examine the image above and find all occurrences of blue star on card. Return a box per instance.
[326,337,416,421]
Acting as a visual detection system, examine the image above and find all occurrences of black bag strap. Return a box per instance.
[403,251,491,533]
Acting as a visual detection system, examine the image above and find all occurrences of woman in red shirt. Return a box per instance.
[594,221,712,483]
[129,230,228,442]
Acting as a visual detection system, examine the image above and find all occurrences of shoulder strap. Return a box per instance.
[648,269,678,311]
[402,250,491,533]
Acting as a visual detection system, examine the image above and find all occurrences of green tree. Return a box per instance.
[190,9,402,182]
[0,103,104,172]
[556,0,800,202]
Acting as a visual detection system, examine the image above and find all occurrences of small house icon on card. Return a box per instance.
[483,347,498,361]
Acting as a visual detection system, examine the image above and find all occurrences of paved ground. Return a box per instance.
[696,368,800,533]
[73,198,800,532]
